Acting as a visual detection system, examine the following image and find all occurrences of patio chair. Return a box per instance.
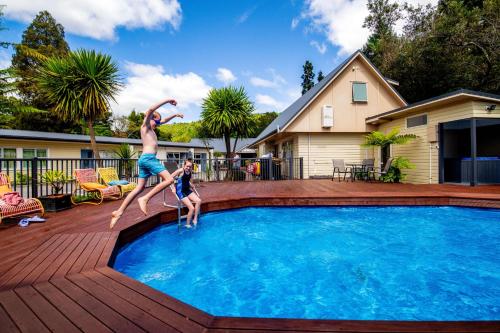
[71,168,121,205]
[0,173,44,223]
[162,161,200,229]
[332,159,352,182]
[97,167,137,198]
[360,158,375,181]
[367,158,394,181]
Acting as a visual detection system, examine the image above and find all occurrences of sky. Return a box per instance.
[1,0,438,122]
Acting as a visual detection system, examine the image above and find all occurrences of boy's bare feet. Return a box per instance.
[110,211,122,229]
[193,220,198,227]
[137,197,148,215]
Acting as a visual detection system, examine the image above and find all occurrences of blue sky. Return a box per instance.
[1,0,437,122]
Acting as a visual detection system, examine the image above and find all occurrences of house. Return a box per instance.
[0,129,212,162]
[251,50,500,185]
[188,138,257,159]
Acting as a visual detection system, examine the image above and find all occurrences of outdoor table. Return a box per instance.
[346,163,368,181]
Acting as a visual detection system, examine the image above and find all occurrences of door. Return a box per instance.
[80,149,94,168]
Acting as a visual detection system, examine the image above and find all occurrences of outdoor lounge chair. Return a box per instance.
[332,159,352,182]
[71,168,121,205]
[97,167,137,198]
[162,161,200,229]
[368,158,394,181]
[0,173,44,223]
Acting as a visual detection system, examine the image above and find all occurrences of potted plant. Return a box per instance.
[38,170,73,211]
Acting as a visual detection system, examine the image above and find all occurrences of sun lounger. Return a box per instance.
[71,168,121,205]
[97,167,137,198]
[0,173,44,223]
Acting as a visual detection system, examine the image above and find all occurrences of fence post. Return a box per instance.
[299,157,304,179]
[268,157,273,180]
[31,157,38,198]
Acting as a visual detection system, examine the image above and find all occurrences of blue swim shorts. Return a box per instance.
[138,153,166,179]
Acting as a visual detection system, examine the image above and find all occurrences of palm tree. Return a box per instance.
[37,49,121,159]
[362,127,417,164]
[201,86,255,158]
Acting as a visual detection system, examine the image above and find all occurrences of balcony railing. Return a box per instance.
[0,157,303,198]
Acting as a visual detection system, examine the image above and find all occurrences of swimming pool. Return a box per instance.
[113,206,500,320]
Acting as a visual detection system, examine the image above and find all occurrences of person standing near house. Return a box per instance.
[110,98,183,228]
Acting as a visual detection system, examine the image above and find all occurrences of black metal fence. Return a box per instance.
[0,157,303,198]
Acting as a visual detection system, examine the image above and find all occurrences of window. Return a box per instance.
[407,114,428,128]
[23,148,48,167]
[352,82,367,102]
[1,148,16,169]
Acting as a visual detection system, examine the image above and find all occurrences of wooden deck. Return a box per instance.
[1,180,500,332]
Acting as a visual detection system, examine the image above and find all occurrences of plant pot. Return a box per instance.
[38,194,72,212]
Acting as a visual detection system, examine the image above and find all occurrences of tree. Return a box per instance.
[362,127,417,164]
[253,112,278,135]
[201,86,255,158]
[301,60,315,95]
[317,70,325,83]
[37,49,122,159]
[12,10,69,109]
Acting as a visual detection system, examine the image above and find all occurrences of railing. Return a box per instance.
[0,157,303,198]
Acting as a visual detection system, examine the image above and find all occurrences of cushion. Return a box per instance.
[108,180,129,186]
[81,182,107,190]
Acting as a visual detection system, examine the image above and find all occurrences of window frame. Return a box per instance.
[352,81,368,103]
[406,114,428,129]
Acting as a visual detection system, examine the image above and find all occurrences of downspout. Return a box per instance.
[429,143,432,184]
[308,133,311,178]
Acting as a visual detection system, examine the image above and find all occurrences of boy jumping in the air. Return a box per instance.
[110,98,183,228]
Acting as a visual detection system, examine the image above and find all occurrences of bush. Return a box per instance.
[15,172,31,185]
[380,156,415,183]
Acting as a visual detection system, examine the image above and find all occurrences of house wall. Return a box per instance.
[377,101,478,184]
[296,133,373,178]
[285,57,405,134]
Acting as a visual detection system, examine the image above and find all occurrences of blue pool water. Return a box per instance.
[113,206,500,320]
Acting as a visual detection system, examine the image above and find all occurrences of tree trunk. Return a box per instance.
[87,120,101,160]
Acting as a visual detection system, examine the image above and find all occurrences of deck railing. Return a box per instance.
[0,157,303,198]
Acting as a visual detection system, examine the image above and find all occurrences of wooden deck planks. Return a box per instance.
[85,269,205,333]
[0,290,50,333]
[51,278,145,332]
[14,286,80,333]
[33,281,112,333]
[66,273,180,332]
[0,302,20,333]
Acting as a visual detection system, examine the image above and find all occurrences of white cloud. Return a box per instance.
[255,94,284,111]
[3,0,182,40]
[301,0,438,56]
[250,69,286,88]
[113,61,211,120]
[291,17,300,30]
[237,6,257,24]
[310,40,327,54]
[216,68,237,84]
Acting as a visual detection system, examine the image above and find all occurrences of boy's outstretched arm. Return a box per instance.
[160,113,184,125]
[142,98,177,127]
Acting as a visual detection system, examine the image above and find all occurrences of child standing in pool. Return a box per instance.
[171,159,202,228]
[110,98,183,228]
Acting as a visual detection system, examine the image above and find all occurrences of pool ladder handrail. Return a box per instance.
[163,182,200,232]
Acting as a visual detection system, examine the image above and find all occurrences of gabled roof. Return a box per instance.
[250,50,407,147]
[188,138,256,153]
[366,89,500,124]
[0,129,211,149]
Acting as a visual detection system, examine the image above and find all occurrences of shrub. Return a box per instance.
[380,156,415,183]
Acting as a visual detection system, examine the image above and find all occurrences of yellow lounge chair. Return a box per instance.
[97,167,137,198]
[72,168,121,205]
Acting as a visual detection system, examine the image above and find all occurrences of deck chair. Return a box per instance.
[332,159,352,182]
[71,168,121,205]
[162,161,200,229]
[368,158,394,181]
[0,173,44,223]
[97,167,137,198]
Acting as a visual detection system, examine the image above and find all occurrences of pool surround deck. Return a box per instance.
[1,180,500,332]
